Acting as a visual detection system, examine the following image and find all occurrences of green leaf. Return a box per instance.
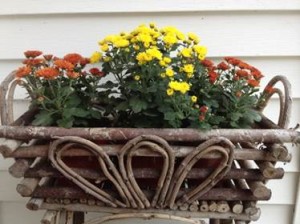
[231,112,242,121]
[90,110,102,119]
[66,94,81,107]
[164,112,176,121]
[116,101,129,111]
[60,86,74,97]
[32,110,55,126]
[63,108,89,118]
[129,97,148,113]
[57,117,74,128]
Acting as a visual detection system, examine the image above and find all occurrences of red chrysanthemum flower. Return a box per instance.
[36,68,60,79]
[24,50,43,58]
[247,79,260,87]
[16,66,31,78]
[224,57,241,66]
[80,58,90,66]
[63,53,84,65]
[208,71,218,83]
[217,62,229,71]
[54,59,74,70]
[201,59,214,68]
[199,106,208,113]
[251,68,264,80]
[89,68,104,77]
[236,70,249,78]
[238,62,251,70]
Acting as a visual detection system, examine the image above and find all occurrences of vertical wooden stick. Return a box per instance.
[41,210,57,224]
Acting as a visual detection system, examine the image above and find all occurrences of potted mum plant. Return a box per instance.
[0,23,297,224]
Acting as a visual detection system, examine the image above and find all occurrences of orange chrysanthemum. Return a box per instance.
[24,50,43,58]
[36,68,60,79]
[67,71,80,79]
[22,59,45,66]
[64,53,84,65]
[16,66,31,78]
[54,59,74,70]
[247,79,260,87]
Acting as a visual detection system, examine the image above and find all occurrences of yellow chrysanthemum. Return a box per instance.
[160,73,166,78]
[163,34,178,46]
[187,73,193,78]
[101,44,109,52]
[137,33,153,45]
[188,33,200,43]
[163,57,171,64]
[194,45,207,60]
[183,64,194,74]
[181,48,192,58]
[166,88,174,96]
[146,48,163,60]
[191,95,197,103]
[136,52,151,64]
[134,75,141,81]
[159,60,166,67]
[90,51,102,63]
[114,38,130,48]
[166,68,174,77]
[168,81,190,94]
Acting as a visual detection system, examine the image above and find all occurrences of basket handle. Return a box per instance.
[257,75,292,129]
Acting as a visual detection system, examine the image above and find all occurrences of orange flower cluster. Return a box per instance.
[16,66,31,78]
[36,68,59,79]
[24,50,43,58]
[54,59,74,71]
[224,57,263,87]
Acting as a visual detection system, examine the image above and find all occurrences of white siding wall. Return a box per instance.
[0,0,299,223]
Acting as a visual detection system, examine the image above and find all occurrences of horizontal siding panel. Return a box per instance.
[0,201,44,224]
[0,0,300,16]
[0,172,27,202]
[0,13,300,60]
[255,204,294,224]
[0,0,300,15]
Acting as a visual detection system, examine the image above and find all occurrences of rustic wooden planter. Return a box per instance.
[0,72,299,224]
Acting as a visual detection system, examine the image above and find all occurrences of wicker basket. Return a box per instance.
[0,72,299,224]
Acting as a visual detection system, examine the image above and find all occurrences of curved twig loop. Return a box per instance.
[258,75,292,128]
[118,135,175,209]
[165,137,235,208]
[48,136,132,208]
